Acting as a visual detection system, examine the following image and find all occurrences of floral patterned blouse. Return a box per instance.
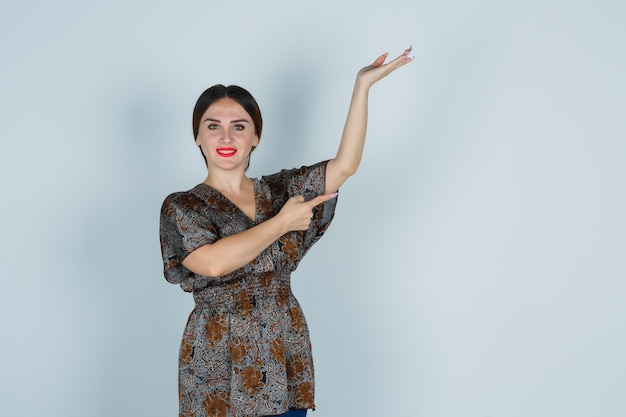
[159,161,337,417]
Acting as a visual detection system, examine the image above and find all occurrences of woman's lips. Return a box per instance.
[216,148,237,157]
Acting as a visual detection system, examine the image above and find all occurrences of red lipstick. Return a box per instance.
[216,147,237,157]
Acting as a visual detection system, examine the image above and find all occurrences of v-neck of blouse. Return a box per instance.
[198,179,259,223]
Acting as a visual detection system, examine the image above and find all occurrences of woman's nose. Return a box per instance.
[220,131,233,142]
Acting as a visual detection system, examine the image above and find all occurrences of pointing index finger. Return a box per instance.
[308,192,339,207]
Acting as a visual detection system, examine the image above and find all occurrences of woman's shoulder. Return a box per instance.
[161,185,207,215]
[259,161,329,199]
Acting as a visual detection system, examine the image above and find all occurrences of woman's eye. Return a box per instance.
[208,124,219,130]
[233,124,245,131]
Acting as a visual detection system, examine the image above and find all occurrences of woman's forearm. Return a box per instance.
[325,81,370,194]
[181,193,337,278]
[181,215,288,278]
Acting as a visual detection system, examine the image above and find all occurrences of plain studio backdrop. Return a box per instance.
[1,1,625,416]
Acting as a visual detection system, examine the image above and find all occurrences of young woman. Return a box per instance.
[160,47,413,417]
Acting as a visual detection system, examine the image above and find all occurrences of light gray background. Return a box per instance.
[1,1,625,416]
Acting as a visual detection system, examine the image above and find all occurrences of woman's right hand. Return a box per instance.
[278,193,338,232]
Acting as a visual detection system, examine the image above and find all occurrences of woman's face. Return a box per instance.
[195,97,259,171]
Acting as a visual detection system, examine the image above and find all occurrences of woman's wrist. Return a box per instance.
[353,77,372,93]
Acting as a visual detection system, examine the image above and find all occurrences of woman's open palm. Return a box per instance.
[357,46,413,88]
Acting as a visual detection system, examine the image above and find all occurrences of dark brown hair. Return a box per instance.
[192,84,263,166]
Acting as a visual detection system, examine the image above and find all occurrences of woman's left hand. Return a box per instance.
[356,46,414,89]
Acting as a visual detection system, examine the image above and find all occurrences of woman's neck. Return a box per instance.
[204,171,251,195]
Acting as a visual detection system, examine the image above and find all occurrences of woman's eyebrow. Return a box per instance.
[202,118,250,123]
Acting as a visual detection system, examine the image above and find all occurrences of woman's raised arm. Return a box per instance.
[325,47,413,194]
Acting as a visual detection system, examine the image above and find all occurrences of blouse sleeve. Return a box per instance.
[159,191,218,291]
[267,160,338,269]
